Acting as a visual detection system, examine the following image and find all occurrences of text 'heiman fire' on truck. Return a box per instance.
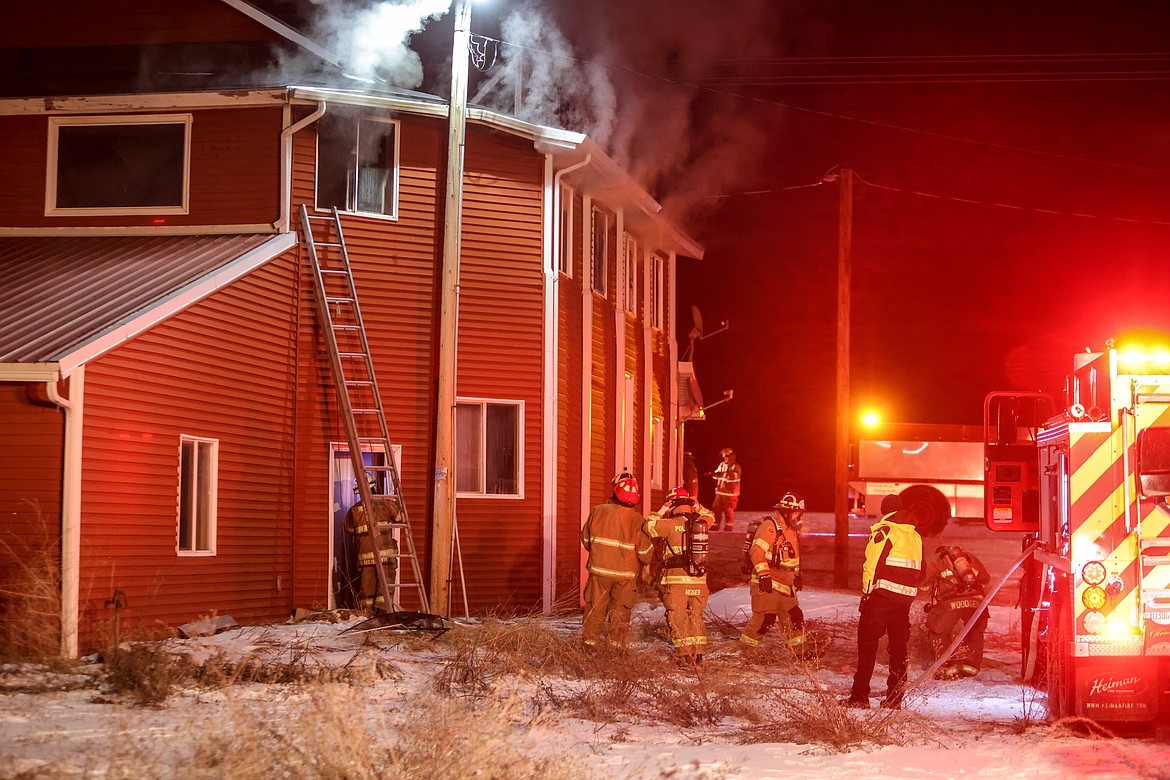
[987,346,1170,723]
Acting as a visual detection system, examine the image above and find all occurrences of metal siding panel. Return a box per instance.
[77,255,299,649]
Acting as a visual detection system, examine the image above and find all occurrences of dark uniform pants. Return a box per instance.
[712,495,738,531]
[927,594,988,673]
[851,594,911,703]
[582,574,637,646]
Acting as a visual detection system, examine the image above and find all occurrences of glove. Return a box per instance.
[794,573,803,592]
[758,575,773,593]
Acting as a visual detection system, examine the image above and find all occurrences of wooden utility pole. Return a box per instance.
[834,167,853,589]
[431,0,473,616]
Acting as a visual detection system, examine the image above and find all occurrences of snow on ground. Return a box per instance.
[3,581,1169,779]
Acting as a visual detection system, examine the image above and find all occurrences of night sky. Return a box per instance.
[289,0,1170,509]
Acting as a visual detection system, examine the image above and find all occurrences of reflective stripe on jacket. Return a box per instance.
[748,515,800,595]
[862,511,923,603]
[714,462,741,497]
[645,500,714,586]
[582,500,652,579]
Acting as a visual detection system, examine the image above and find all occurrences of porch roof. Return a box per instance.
[0,232,294,380]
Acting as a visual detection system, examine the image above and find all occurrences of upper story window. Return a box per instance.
[558,183,574,277]
[316,113,399,219]
[455,399,523,498]
[178,435,218,555]
[46,114,191,216]
[591,207,608,297]
[649,254,665,330]
[623,234,638,315]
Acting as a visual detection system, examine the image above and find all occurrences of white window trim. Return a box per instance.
[558,182,574,278]
[650,253,665,331]
[313,116,401,222]
[177,435,218,557]
[46,113,193,217]
[591,206,608,298]
[456,397,525,499]
[623,233,638,315]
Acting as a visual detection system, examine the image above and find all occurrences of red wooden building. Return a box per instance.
[0,0,703,656]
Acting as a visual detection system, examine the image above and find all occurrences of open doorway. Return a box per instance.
[329,444,401,609]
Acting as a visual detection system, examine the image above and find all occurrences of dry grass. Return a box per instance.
[0,508,63,661]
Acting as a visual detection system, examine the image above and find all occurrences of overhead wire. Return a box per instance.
[478,35,1170,177]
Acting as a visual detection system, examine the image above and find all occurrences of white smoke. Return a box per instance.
[307,0,451,88]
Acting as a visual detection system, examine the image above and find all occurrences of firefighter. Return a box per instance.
[645,486,714,663]
[343,473,399,614]
[580,472,654,648]
[710,447,741,532]
[682,451,699,502]
[924,544,991,679]
[739,493,809,656]
[845,494,924,709]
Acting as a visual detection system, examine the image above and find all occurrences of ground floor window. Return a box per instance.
[456,399,523,497]
[178,436,217,554]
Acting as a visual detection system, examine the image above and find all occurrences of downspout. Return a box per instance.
[543,153,590,611]
[580,193,594,599]
[667,251,681,488]
[614,210,626,481]
[46,366,83,659]
[641,247,653,503]
[275,100,327,233]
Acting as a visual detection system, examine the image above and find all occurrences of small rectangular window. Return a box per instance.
[316,113,399,219]
[456,399,523,497]
[47,115,191,216]
[650,254,665,330]
[558,184,574,277]
[623,234,637,314]
[178,436,218,554]
[591,207,608,296]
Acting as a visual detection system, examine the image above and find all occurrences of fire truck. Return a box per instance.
[986,347,1170,722]
[850,422,984,536]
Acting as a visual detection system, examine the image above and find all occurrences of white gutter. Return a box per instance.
[276,101,327,233]
[542,153,590,611]
[46,366,83,659]
[0,363,59,381]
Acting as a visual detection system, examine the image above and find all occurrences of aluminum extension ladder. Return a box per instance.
[298,204,430,616]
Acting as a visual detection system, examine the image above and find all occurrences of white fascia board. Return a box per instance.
[0,90,290,116]
[290,86,447,118]
[55,233,296,378]
[217,0,344,67]
[0,224,279,238]
[0,363,59,382]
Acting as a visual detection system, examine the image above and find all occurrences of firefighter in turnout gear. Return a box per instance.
[846,494,924,709]
[645,486,714,663]
[740,493,809,656]
[924,545,991,679]
[581,472,653,648]
[710,447,742,532]
[344,473,399,613]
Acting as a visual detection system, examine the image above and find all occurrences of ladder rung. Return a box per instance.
[1142,555,1170,566]
[333,325,360,331]
[338,352,367,359]
[320,269,348,275]
[325,297,354,305]
[316,242,343,248]
[353,408,380,414]
[345,380,374,387]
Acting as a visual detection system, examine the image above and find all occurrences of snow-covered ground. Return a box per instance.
[3,582,1168,779]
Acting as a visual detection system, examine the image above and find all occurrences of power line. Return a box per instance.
[482,35,1170,177]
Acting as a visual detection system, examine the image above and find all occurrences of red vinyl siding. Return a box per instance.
[555,193,585,600]
[0,108,283,229]
[450,129,545,613]
[77,254,299,648]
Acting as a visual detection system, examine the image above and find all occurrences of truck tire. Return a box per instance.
[1045,576,1076,720]
[899,485,951,537]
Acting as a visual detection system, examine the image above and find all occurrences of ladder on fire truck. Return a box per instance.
[299,204,431,617]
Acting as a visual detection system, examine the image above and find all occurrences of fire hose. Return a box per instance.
[904,540,1040,697]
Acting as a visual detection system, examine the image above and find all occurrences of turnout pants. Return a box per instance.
[660,582,710,657]
[582,574,637,647]
[927,594,988,675]
[740,583,805,650]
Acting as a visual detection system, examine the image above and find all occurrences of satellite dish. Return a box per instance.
[691,305,704,339]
